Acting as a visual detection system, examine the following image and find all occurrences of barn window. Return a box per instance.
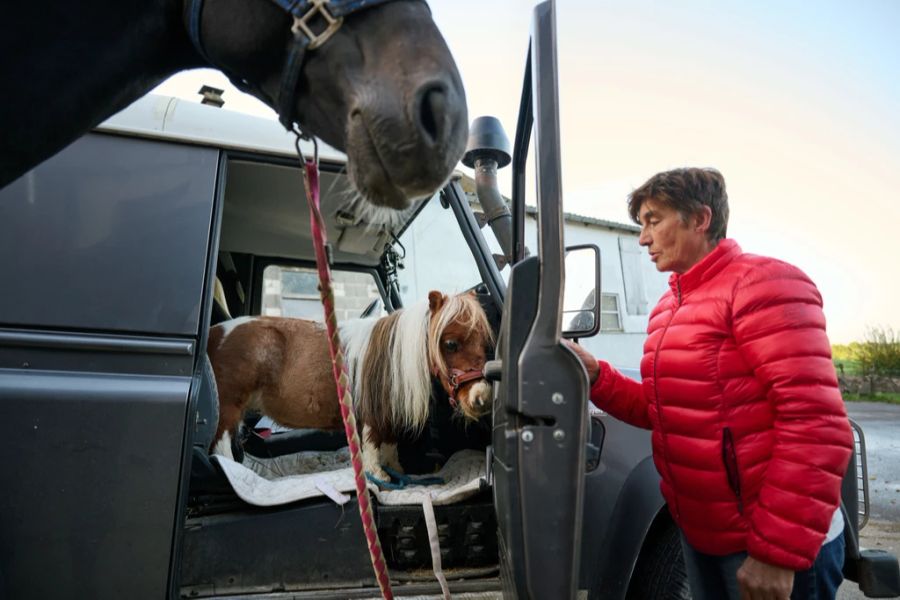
[618,236,649,315]
[600,293,623,332]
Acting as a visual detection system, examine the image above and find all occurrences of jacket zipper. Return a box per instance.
[652,279,683,519]
[722,427,744,515]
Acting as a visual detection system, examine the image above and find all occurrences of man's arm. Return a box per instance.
[732,262,853,572]
[565,341,651,430]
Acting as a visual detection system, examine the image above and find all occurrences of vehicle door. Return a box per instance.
[491,2,590,598]
[0,133,220,599]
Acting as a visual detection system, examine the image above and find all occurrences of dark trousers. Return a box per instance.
[680,533,845,600]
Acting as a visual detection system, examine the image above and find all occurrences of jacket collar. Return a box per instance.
[668,238,742,297]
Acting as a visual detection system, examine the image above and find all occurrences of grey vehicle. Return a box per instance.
[1,2,897,599]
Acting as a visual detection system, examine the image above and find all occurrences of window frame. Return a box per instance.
[600,292,624,332]
[249,256,388,319]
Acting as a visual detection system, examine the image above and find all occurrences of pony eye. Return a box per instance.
[443,339,460,353]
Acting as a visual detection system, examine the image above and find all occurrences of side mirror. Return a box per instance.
[562,244,601,339]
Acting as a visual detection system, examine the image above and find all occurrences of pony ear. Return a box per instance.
[428,290,446,313]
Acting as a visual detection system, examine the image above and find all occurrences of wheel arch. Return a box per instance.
[585,456,668,599]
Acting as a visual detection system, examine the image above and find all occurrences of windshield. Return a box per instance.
[395,193,484,306]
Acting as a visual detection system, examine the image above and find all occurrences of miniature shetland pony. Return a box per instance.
[207,290,494,480]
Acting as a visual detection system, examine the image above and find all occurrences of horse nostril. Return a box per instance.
[416,83,447,145]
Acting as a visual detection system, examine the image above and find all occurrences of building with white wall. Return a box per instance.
[460,175,669,369]
[543,206,669,369]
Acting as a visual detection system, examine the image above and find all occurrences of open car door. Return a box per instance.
[491,1,589,598]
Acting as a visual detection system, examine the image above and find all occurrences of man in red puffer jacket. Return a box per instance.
[568,168,853,600]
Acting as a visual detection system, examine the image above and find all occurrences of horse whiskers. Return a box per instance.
[336,187,419,231]
[324,166,351,198]
[450,409,485,431]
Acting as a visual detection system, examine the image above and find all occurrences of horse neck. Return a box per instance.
[2,0,200,184]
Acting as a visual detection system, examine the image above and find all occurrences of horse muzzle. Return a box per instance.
[345,78,467,209]
[449,369,492,419]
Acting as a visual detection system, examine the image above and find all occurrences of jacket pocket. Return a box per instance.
[722,427,744,515]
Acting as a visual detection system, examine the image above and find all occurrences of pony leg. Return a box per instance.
[362,425,391,482]
[380,443,403,475]
[212,430,235,460]
[211,398,244,454]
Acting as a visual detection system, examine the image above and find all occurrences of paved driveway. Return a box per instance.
[848,402,900,522]
[839,402,900,600]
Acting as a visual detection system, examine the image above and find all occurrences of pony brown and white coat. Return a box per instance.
[207,291,493,480]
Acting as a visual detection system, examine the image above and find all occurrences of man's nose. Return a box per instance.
[638,228,651,246]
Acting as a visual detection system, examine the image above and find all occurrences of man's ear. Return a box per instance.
[694,206,713,234]
[428,290,445,313]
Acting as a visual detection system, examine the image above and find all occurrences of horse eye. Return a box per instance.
[443,339,459,353]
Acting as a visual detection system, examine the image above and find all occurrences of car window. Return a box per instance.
[261,265,384,321]
[0,134,218,335]
[477,220,512,284]
[395,194,484,306]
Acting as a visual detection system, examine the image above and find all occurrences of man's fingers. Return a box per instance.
[737,567,755,600]
[736,556,794,600]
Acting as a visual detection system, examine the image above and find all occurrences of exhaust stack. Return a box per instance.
[463,116,513,266]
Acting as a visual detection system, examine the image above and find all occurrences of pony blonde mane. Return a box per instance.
[344,292,492,437]
[343,300,431,435]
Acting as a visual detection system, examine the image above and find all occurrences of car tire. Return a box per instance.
[625,523,691,600]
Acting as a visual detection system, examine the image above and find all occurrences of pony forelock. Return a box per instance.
[427,293,494,381]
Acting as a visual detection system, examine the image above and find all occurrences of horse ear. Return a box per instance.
[428,290,445,313]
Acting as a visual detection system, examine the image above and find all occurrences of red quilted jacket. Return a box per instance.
[590,239,852,570]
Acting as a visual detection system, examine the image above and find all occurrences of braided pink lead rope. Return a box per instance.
[299,151,394,600]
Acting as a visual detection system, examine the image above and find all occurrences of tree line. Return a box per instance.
[832,326,900,378]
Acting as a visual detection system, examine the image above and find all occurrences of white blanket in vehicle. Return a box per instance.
[213,448,487,508]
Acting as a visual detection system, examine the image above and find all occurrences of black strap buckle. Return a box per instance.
[291,0,344,49]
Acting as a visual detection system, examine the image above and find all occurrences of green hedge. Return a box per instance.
[833,326,900,378]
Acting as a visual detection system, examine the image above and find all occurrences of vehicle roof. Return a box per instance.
[96,94,346,163]
[95,94,431,269]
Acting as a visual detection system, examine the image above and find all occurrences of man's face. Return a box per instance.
[637,199,710,273]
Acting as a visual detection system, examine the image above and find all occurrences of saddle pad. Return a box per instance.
[370,450,486,506]
[214,447,355,507]
[213,448,486,508]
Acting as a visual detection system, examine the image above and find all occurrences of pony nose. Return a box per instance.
[415,82,451,146]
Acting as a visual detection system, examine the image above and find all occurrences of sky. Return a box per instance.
[152,0,899,344]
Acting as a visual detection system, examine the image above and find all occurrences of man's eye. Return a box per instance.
[443,340,460,352]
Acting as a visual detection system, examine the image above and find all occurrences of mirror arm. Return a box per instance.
[484,359,503,382]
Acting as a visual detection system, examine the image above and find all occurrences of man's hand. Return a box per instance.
[736,556,794,600]
[563,340,599,384]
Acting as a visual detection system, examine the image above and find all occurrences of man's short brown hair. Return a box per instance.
[628,168,729,242]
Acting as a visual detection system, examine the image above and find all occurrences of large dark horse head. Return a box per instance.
[2,0,467,209]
